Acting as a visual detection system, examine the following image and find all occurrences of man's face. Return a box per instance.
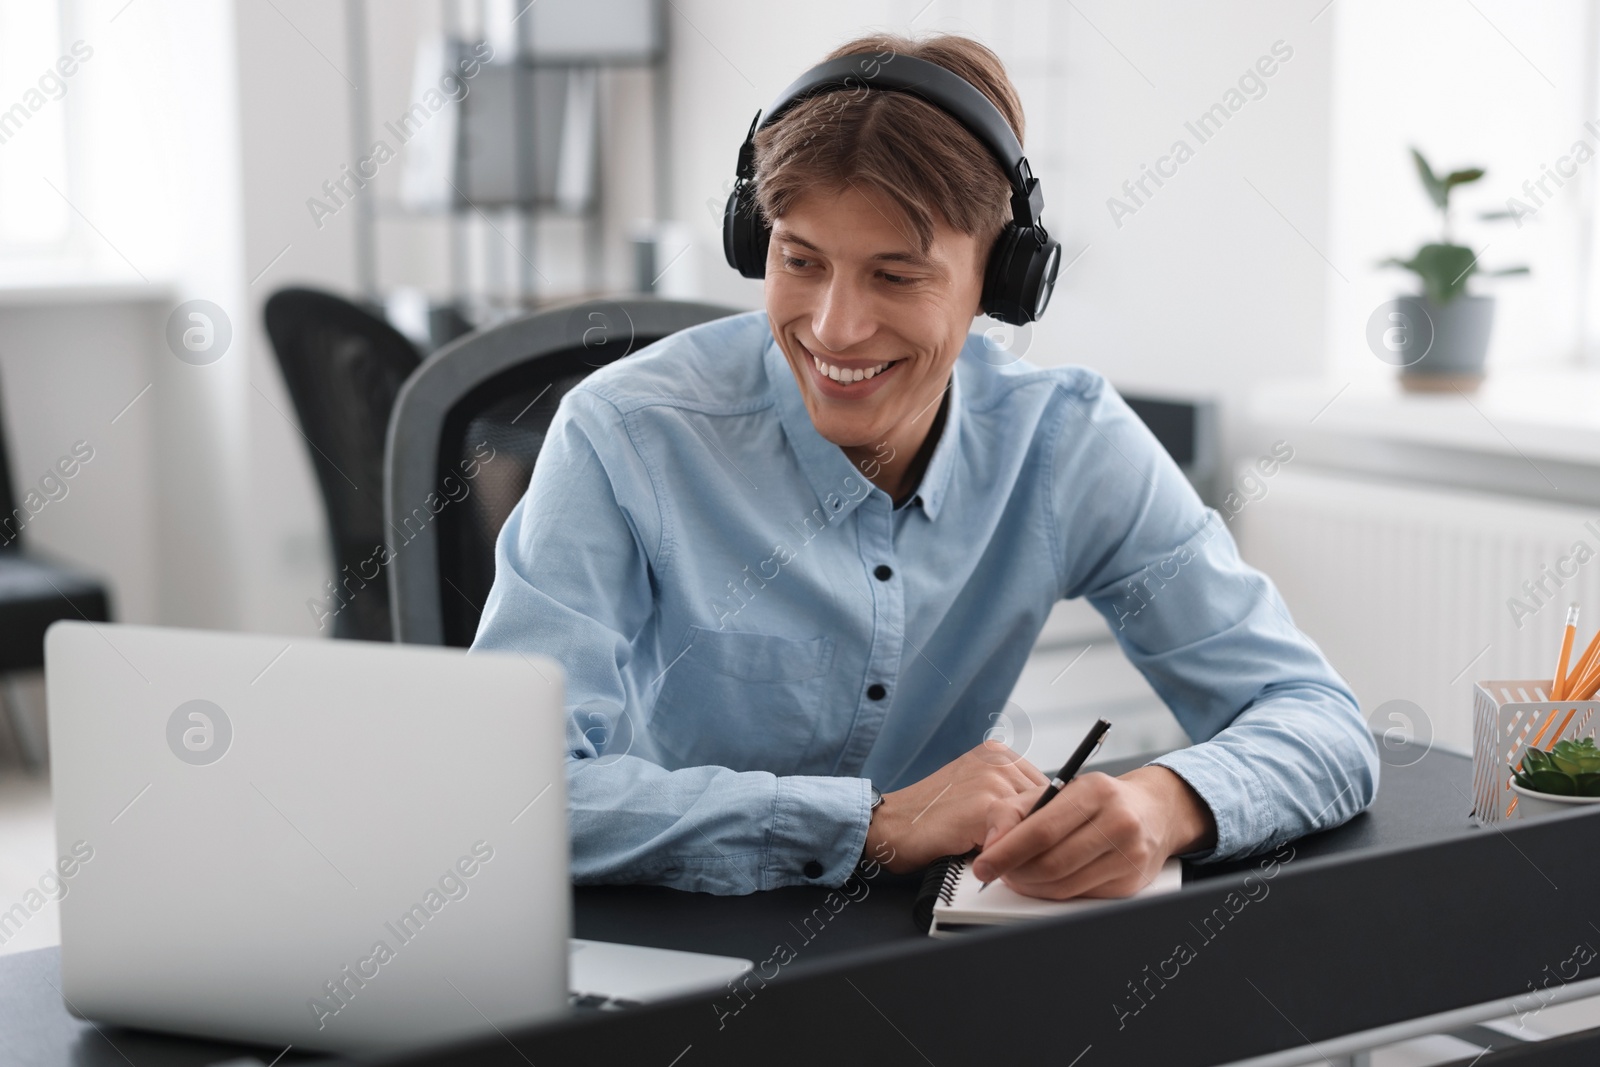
[764,185,985,450]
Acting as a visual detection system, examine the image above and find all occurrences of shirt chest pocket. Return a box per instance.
[648,626,834,775]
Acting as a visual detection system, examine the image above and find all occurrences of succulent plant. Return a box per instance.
[1512,736,1600,797]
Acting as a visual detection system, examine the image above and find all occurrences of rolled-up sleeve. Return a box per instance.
[1049,375,1379,861]
[471,388,870,894]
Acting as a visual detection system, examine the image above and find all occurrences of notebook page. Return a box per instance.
[936,857,1183,926]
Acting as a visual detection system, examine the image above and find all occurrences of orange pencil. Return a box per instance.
[1571,654,1600,701]
[1553,604,1579,699]
[1554,641,1600,747]
[1547,707,1581,749]
[1545,651,1593,748]
[1530,707,1565,750]
[1566,623,1600,699]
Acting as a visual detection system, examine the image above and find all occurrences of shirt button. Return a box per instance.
[873,564,893,581]
[867,683,887,700]
[803,860,824,879]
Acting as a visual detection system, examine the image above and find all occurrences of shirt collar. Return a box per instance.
[910,361,962,521]
[763,331,963,522]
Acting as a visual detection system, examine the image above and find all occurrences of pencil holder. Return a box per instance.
[1472,680,1600,824]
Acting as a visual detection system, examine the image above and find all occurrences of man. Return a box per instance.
[472,33,1377,900]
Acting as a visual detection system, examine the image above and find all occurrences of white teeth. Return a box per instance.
[811,353,892,384]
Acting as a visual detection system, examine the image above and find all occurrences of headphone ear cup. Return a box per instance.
[722,180,771,279]
[980,226,1027,326]
[980,225,1060,326]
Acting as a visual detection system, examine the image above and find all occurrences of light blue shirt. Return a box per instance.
[471,310,1378,895]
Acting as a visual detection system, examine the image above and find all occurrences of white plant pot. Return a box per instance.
[1511,780,1600,820]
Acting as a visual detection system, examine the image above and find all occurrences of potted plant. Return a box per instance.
[1510,736,1600,819]
[1379,147,1528,393]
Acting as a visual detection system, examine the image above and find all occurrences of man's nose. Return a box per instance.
[812,277,876,353]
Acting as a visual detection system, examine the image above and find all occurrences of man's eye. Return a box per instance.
[782,256,811,270]
[881,272,914,286]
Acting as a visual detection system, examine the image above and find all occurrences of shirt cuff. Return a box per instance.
[765,775,873,889]
[1148,744,1272,863]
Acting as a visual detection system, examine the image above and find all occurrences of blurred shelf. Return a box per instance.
[0,268,173,307]
[1251,370,1600,467]
[1247,371,1600,507]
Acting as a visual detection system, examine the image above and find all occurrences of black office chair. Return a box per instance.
[385,298,739,647]
[264,287,423,642]
[0,371,111,767]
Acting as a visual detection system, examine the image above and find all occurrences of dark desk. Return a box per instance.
[6,746,1595,1067]
[566,744,1481,966]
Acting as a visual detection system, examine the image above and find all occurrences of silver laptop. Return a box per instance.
[44,622,749,1053]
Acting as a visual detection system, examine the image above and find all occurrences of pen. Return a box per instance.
[977,717,1112,892]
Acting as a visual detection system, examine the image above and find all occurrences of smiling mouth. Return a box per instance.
[809,352,902,384]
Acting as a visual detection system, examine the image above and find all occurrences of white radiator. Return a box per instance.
[1232,466,1600,757]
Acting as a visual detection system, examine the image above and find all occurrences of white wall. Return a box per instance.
[231,0,364,637]
[663,0,1338,408]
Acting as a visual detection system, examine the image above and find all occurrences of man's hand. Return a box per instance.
[865,742,1048,873]
[968,765,1216,900]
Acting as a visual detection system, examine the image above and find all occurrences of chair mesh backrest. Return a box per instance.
[433,343,666,647]
[264,288,422,640]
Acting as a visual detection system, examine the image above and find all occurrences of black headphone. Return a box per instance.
[722,53,1061,326]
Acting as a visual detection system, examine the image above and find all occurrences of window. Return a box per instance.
[0,0,71,255]
[1327,0,1600,371]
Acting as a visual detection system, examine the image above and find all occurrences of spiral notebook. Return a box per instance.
[914,853,1184,937]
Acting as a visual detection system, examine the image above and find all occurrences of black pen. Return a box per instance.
[977,718,1112,892]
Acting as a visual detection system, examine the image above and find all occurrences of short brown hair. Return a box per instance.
[752,33,1025,259]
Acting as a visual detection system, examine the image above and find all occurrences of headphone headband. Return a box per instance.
[739,53,1044,229]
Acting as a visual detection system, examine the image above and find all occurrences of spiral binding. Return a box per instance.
[912,848,979,933]
[936,856,965,904]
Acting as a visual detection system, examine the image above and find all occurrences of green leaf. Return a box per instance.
[1384,243,1480,303]
[1577,773,1600,798]
[1525,770,1577,796]
[1444,167,1486,189]
[1412,147,1448,210]
[1486,266,1530,276]
[1553,738,1599,764]
[1523,747,1554,775]
[1552,738,1600,773]
[1550,751,1584,776]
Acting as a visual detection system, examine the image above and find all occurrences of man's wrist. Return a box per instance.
[1122,764,1217,857]
[858,782,883,853]
[861,784,905,870]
